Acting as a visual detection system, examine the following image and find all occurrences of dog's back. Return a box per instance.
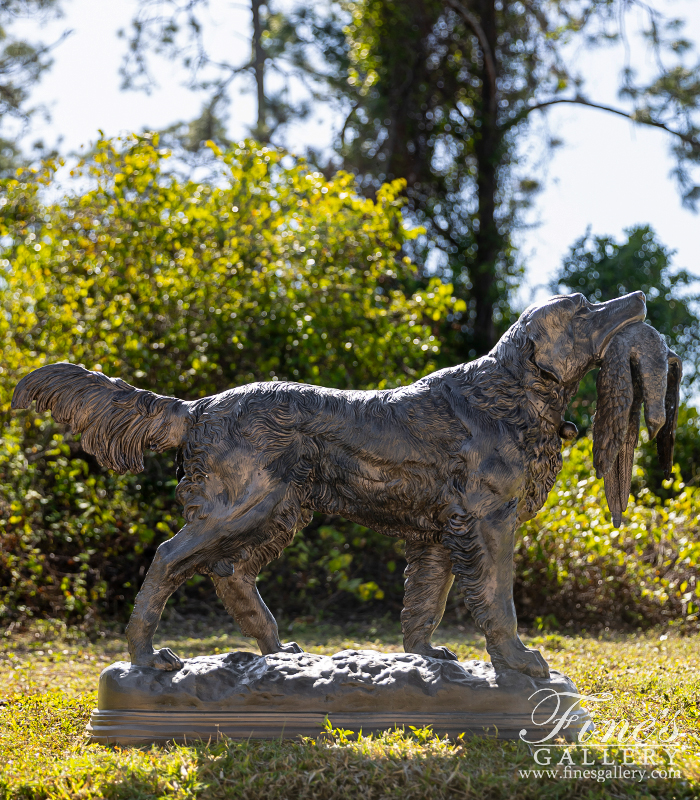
[176,377,469,534]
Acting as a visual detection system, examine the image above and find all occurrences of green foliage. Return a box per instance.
[0,135,458,402]
[0,134,461,620]
[516,438,700,631]
[0,414,180,620]
[265,521,403,610]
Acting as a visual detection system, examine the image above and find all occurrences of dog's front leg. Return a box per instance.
[401,540,457,660]
[444,499,549,678]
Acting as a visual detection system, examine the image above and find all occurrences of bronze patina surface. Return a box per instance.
[89,649,591,744]
[12,292,680,684]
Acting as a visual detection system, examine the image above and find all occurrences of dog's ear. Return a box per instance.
[657,352,682,480]
[523,296,578,383]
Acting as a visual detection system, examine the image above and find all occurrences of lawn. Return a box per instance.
[0,618,698,799]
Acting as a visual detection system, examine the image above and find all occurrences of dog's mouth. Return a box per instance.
[584,291,647,361]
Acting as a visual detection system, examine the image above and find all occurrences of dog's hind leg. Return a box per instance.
[444,499,549,678]
[126,486,287,670]
[212,571,300,655]
[211,535,303,656]
[401,540,458,661]
[125,519,216,670]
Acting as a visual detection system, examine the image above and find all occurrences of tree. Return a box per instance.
[0,0,67,172]
[118,1,700,362]
[120,0,323,146]
[331,0,700,358]
[550,224,700,431]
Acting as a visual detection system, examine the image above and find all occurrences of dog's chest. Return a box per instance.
[518,432,564,519]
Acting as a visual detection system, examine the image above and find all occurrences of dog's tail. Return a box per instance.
[12,363,193,474]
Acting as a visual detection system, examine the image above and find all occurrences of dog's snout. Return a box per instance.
[612,290,646,310]
[612,291,647,323]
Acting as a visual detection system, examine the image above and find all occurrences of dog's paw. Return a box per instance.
[277,641,304,655]
[133,647,184,671]
[409,644,459,661]
[514,648,550,679]
[488,638,550,679]
[430,645,459,661]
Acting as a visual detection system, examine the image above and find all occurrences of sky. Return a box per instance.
[11,0,700,308]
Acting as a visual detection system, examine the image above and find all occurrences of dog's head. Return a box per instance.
[521,292,647,386]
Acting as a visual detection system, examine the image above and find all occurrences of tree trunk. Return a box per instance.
[471,0,500,355]
[251,0,268,142]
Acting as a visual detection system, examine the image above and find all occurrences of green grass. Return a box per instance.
[1,619,698,799]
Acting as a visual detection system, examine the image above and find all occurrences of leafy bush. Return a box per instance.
[515,438,700,631]
[0,135,459,403]
[1,137,698,630]
[0,416,176,621]
[0,135,457,621]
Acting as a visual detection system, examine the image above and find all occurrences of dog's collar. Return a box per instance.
[525,389,564,427]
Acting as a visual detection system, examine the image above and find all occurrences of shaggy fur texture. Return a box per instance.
[14,291,670,678]
[12,364,191,473]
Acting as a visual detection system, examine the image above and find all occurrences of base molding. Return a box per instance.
[87,708,584,745]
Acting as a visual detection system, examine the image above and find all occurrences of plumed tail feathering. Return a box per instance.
[12,363,192,474]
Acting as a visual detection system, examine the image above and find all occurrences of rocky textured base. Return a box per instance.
[89,649,591,744]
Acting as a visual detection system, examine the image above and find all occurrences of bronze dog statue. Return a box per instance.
[12,292,680,677]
